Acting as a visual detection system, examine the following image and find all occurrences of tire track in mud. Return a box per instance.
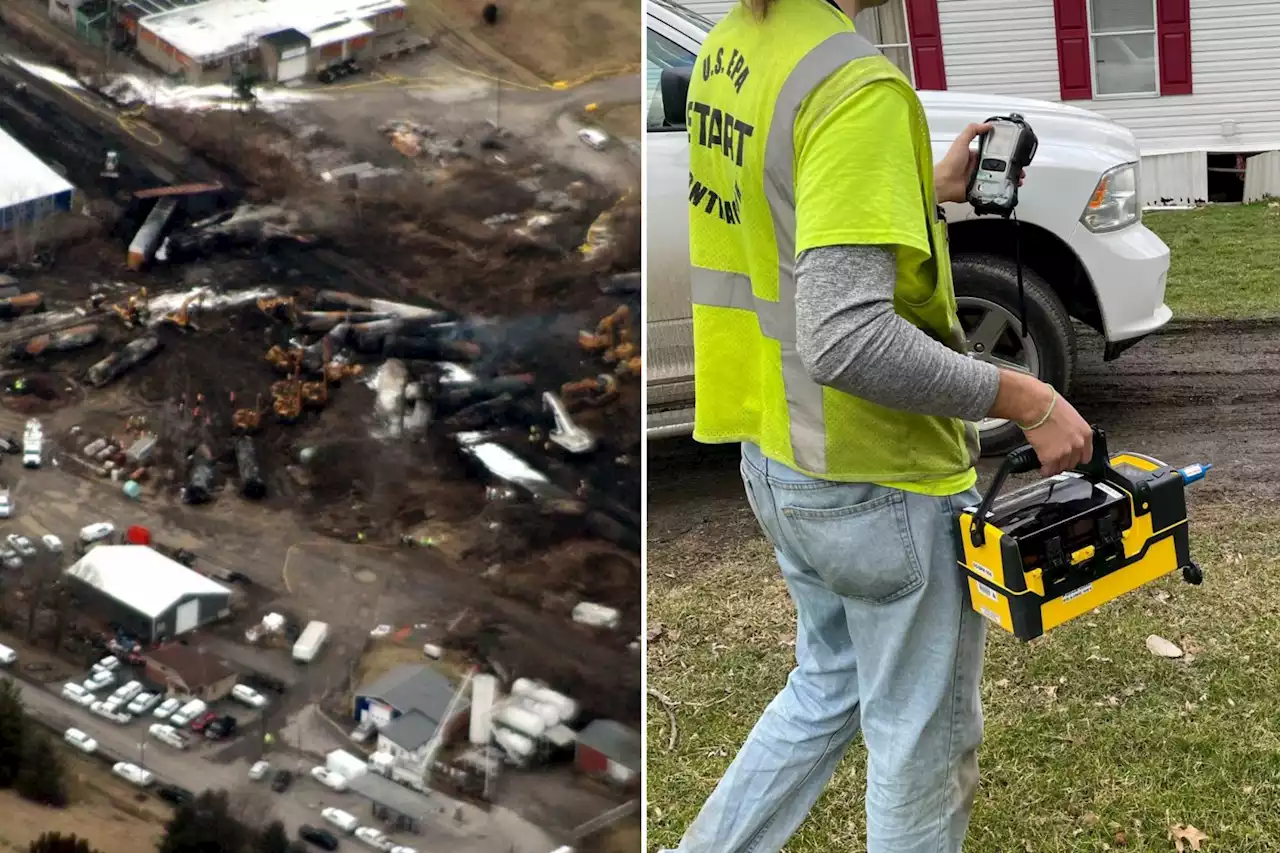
[1069,320,1280,502]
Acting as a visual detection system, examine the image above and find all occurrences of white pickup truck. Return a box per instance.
[645,0,1173,453]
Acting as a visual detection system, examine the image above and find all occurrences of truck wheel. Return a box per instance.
[950,253,1075,457]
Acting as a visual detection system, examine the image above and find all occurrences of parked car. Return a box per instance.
[249,760,271,781]
[353,827,392,851]
[111,680,144,703]
[310,766,348,792]
[41,534,62,552]
[0,490,11,519]
[112,761,154,787]
[6,534,35,557]
[643,0,1173,454]
[128,692,161,715]
[270,769,293,793]
[79,522,115,543]
[63,727,97,754]
[320,807,358,834]
[61,682,94,707]
[0,644,15,666]
[157,784,194,805]
[389,847,416,853]
[190,710,219,733]
[84,668,116,691]
[90,701,130,724]
[169,698,207,727]
[577,127,609,150]
[149,723,189,750]
[206,714,237,740]
[230,684,267,709]
[153,697,182,719]
[92,655,120,673]
[298,825,340,851]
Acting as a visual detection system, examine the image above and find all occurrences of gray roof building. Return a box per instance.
[576,719,641,771]
[357,664,469,750]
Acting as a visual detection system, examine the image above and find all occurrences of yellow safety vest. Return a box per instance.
[688,0,978,489]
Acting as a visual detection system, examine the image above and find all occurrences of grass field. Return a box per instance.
[1145,202,1280,318]
[0,747,169,853]
[646,502,1280,852]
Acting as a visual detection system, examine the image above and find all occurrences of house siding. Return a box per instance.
[940,0,1280,157]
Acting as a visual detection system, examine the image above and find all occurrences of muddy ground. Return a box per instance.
[649,323,1260,539]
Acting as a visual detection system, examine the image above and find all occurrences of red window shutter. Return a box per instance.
[905,0,946,90]
[1052,0,1092,100]
[1157,0,1193,95]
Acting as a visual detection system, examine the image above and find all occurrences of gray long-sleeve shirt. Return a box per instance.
[795,244,1000,422]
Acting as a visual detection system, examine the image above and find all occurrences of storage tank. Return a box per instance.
[495,703,545,739]
[469,673,498,745]
[525,699,561,728]
[511,680,579,724]
[494,728,536,762]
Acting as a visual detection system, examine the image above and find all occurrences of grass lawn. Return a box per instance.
[646,502,1280,852]
[1145,203,1280,319]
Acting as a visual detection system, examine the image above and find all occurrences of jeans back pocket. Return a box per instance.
[780,490,924,604]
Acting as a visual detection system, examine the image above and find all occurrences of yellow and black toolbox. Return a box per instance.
[956,428,1209,641]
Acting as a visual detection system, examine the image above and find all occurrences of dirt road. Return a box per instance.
[649,322,1258,534]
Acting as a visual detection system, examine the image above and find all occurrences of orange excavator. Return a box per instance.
[271,366,303,423]
[265,344,304,375]
[159,292,200,330]
[257,296,297,323]
[110,286,150,328]
[230,391,264,434]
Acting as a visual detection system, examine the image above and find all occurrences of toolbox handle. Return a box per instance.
[969,427,1108,547]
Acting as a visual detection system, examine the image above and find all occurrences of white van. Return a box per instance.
[320,807,360,834]
[169,698,207,726]
[112,761,154,787]
[111,680,144,703]
[153,696,182,719]
[230,684,267,708]
[0,644,16,666]
[149,723,189,750]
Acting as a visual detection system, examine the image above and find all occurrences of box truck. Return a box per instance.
[293,621,329,663]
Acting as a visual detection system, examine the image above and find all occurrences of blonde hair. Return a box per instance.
[743,0,776,19]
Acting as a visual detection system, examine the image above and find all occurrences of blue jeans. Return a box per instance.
[660,443,987,853]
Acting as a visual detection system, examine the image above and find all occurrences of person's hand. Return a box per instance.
[1021,390,1093,477]
[935,122,1026,205]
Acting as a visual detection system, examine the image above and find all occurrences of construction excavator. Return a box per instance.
[159,292,201,331]
[109,287,150,328]
[265,344,304,375]
[230,392,264,434]
[561,373,619,408]
[271,366,303,424]
[319,337,362,384]
[257,296,296,323]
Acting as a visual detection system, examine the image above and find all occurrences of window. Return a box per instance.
[646,29,696,132]
[1089,0,1157,95]
[1055,0,1191,100]
[854,1,912,85]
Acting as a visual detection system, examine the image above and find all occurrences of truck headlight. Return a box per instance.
[1080,162,1140,233]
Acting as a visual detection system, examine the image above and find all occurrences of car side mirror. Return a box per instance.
[661,67,692,128]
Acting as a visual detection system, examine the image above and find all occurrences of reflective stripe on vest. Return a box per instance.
[690,31,880,475]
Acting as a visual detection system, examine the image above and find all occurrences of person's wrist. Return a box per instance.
[1004,371,1054,426]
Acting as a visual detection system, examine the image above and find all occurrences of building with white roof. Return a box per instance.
[134,0,408,84]
[64,545,232,641]
[0,128,77,232]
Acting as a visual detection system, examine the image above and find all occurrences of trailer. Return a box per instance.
[292,621,329,663]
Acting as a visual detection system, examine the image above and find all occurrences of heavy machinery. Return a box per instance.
[257,296,296,323]
[159,293,201,330]
[265,344,304,375]
[230,392,264,434]
[271,367,303,424]
[300,377,328,409]
[561,374,619,408]
[110,287,150,328]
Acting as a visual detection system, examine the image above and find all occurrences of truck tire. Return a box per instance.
[950,253,1075,457]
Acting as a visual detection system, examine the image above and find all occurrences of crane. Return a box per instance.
[411,666,476,786]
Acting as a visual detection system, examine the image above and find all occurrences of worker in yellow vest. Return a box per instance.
[661,0,1094,851]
